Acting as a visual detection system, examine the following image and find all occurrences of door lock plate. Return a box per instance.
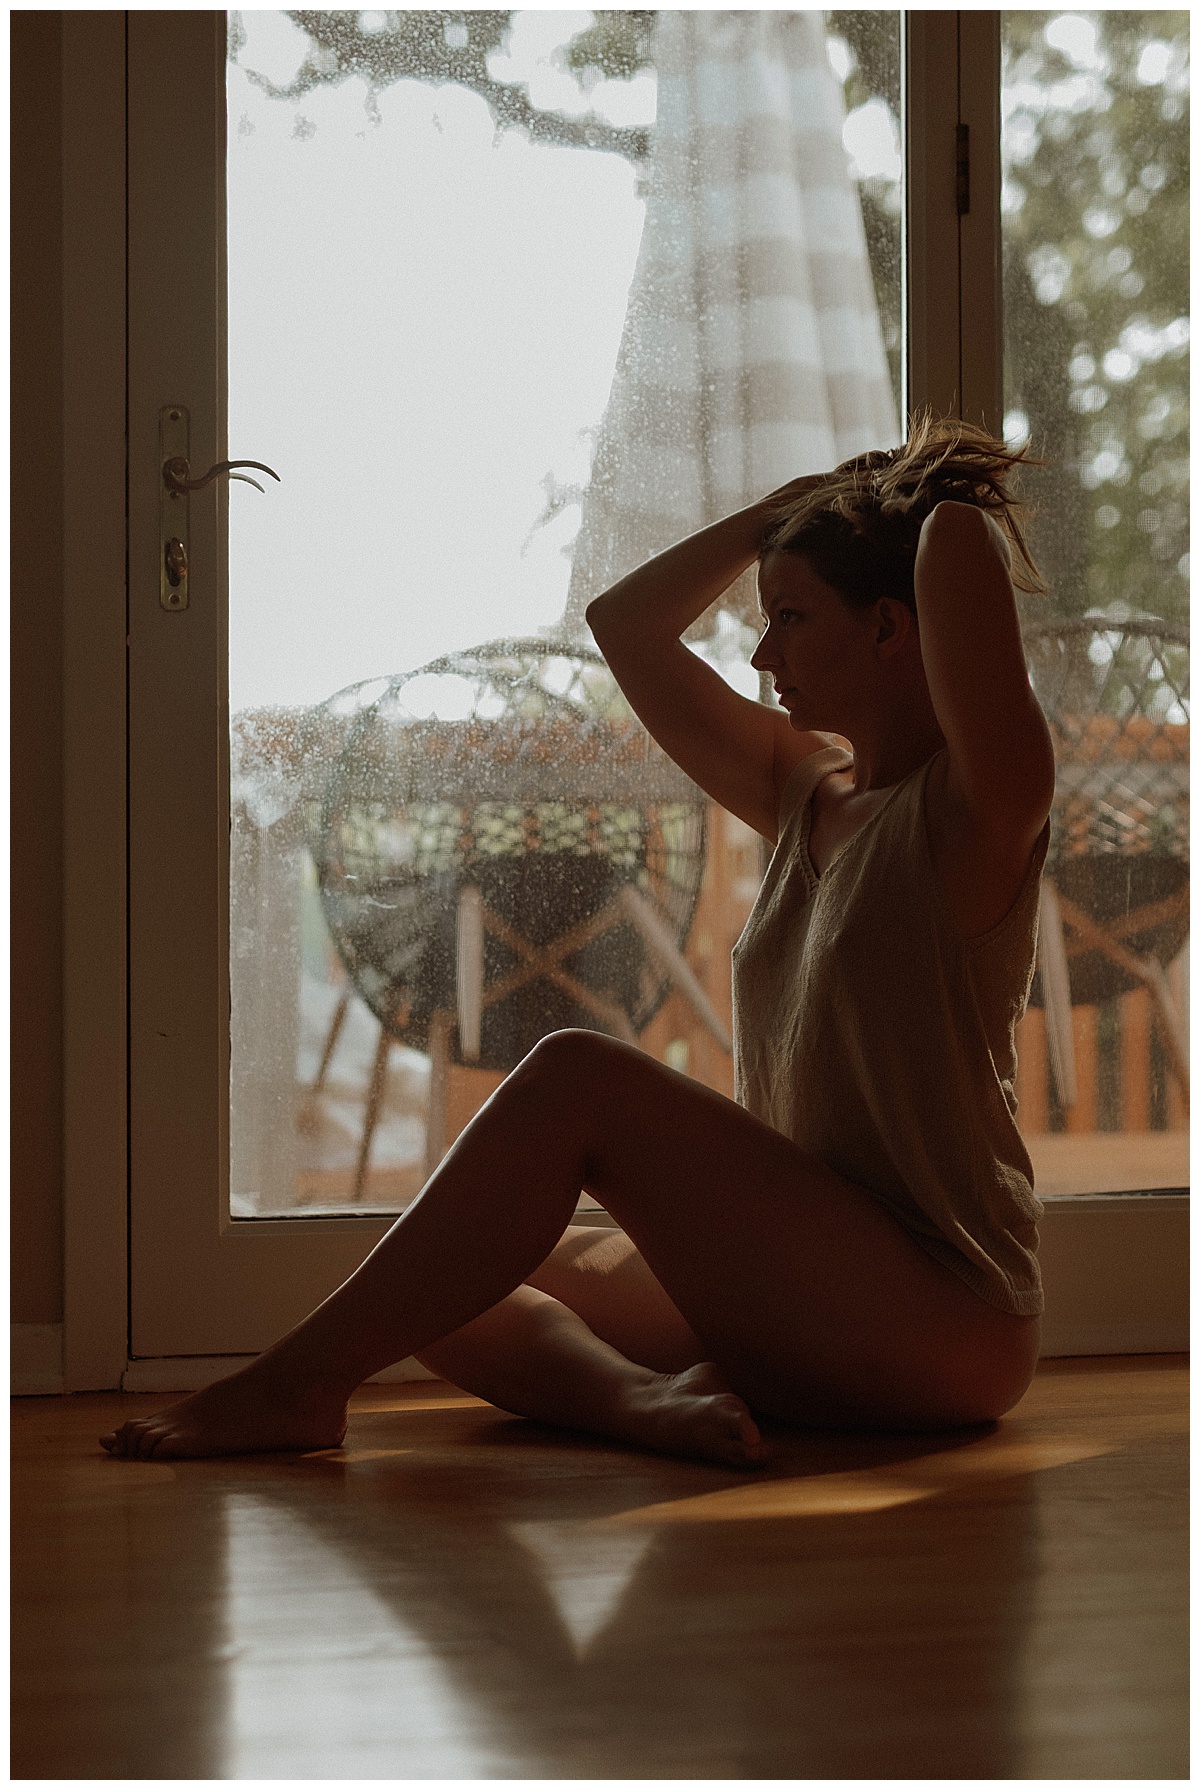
[159,404,190,610]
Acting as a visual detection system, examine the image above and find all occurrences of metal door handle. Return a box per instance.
[163,455,281,495]
[158,404,280,611]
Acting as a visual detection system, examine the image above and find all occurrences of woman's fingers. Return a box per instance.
[762,472,827,507]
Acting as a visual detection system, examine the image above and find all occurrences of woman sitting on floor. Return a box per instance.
[103,413,1054,1466]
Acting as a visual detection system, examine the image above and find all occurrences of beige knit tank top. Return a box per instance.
[732,744,1047,1316]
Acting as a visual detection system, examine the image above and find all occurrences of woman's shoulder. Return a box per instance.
[776,733,854,831]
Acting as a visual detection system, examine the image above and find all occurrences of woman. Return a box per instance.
[103,414,1055,1466]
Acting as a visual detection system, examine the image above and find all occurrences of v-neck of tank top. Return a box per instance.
[798,753,924,892]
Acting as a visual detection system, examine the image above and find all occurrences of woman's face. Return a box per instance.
[751,550,885,733]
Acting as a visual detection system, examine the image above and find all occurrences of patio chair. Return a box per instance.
[1024,618,1189,1110]
[306,640,730,1192]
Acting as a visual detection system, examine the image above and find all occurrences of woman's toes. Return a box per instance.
[119,1422,154,1460]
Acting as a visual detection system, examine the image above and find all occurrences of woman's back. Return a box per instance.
[734,744,1047,1316]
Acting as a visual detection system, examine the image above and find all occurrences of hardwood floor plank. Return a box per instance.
[11,1357,1188,1779]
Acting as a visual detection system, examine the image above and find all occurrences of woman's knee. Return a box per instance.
[519,1027,628,1094]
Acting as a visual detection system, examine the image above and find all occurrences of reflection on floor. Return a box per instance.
[12,1356,1187,1779]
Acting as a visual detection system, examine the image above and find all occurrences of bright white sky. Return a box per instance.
[228,11,654,712]
[227,9,900,714]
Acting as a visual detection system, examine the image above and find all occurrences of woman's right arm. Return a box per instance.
[585,496,825,843]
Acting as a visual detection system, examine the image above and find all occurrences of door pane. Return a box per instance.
[1001,11,1189,1193]
[227,10,903,1217]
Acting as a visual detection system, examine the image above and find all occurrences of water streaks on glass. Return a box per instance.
[227,11,903,1215]
[1002,11,1189,1191]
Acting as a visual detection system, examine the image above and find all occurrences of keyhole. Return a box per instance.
[165,537,188,588]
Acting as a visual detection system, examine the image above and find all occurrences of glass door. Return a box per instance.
[224,10,906,1220]
[1000,10,1189,1194]
[128,10,906,1359]
[123,10,1186,1373]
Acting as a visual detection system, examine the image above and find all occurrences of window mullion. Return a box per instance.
[957,10,1003,434]
[904,10,1002,433]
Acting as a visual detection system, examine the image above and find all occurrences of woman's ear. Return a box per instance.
[873,598,915,658]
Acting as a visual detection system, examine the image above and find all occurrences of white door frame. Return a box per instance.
[59,11,1187,1390]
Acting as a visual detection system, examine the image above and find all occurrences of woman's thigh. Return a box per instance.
[527,1226,708,1373]
[522,1031,1040,1429]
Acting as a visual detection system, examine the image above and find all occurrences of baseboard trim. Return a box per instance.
[1038,1193,1189,1357]
[120,1354,437,1393]
[11,1324,66,1395]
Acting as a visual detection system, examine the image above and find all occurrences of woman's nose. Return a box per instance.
[750,628,775,671]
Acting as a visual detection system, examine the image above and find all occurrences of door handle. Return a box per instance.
[158,405,280,612]
[163,455,281,496]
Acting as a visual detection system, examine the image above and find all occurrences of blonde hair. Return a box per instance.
[761,410,1045,609]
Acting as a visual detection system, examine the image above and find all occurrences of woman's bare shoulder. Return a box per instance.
[771,729,851,816]
[775,728,850,781]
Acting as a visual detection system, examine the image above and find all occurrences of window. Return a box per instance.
[226,10,904,1216]
[1002,10,1189,1194]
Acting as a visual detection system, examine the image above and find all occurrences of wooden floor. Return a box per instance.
[12,1356,1188,1780]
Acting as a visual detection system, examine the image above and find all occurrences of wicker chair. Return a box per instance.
[306,640,730,1191]
[1024,617,1189,1110]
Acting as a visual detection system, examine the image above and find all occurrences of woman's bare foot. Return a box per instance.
[99,1361,350,1461]
[604,1362,769,1468]
[99,1354,765,1469]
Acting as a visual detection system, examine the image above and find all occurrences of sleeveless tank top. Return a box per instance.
[732,744,1047,1316]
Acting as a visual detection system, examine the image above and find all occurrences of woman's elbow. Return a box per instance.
[585,592,619,647]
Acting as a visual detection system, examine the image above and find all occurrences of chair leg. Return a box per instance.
[297,987,352,1136]
[424,1009,453,1180]
[617,884,733,1054]
[352,1021,392,1201]
[456,884,484,1063]
[1053,887,1190,1109]
[1140,958,1190,1107]
[313,988,351,1095]
[1038,879,1078,1109]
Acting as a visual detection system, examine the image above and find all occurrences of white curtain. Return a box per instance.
[563,10,899,637]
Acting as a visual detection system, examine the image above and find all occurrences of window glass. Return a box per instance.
[226,10,902,1215]
[1002,11,1189,1192]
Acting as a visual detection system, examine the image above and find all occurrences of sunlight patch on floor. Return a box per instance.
[507,1520,656,1659]
[604,1434,1117,1525]
[219,1492,495,1778]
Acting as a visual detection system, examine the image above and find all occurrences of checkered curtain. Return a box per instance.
[562,10,900,638]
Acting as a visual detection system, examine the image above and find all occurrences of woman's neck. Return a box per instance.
[844,705,945,794]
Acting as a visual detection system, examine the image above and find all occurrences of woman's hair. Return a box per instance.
[760,410,1045,611]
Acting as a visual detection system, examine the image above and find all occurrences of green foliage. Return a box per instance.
[1002,12,1189,625]
[283,11,512,95]
[562,11,656,84]
[251,11,650,157]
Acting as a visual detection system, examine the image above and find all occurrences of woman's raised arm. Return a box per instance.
[914,500,1055,851]
[585,495,826,842]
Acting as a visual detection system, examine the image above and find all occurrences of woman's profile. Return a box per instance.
[103,412,1056,1467]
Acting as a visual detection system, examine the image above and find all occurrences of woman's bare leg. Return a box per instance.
[415,1284,766,1465]
[102,1031,1039,1461]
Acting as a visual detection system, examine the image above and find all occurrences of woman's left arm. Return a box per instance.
[914,501,1056,853]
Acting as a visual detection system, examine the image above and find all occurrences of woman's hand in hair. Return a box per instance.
[761,472,831,513]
